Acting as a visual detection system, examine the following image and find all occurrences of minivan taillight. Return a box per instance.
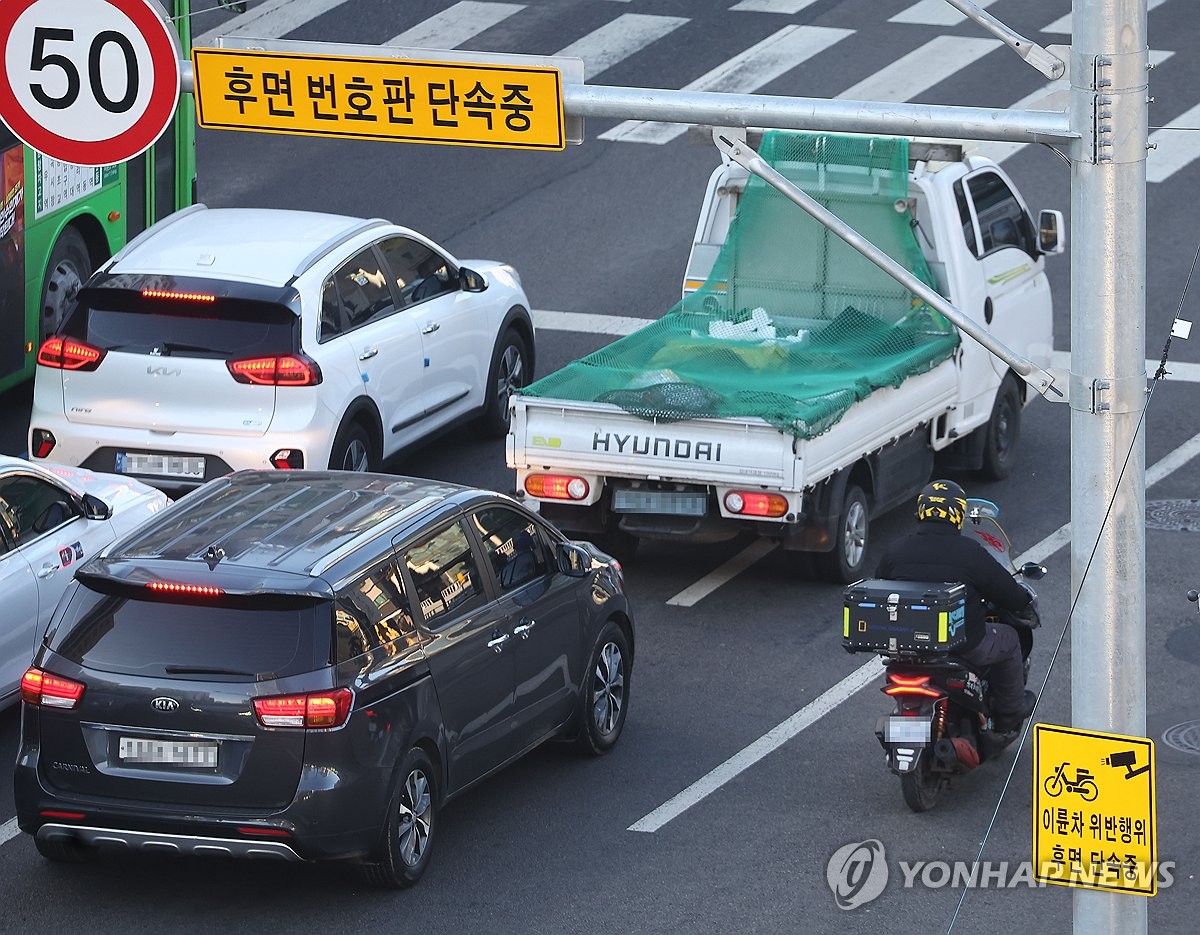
[21,667,86,709]
[254,688,353,729]
[227,354,322,386]
[37,337,106,371]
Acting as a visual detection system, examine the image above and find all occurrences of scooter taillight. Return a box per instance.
[883,673,943,698]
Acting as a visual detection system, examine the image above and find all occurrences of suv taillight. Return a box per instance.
[227,353,322,386]
[254,688,353,729]
[21,667,86,709]
[37,337,106,371]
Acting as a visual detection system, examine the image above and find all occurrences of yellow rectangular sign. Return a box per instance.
[192,47,565,151]
[1033,723,1157,895]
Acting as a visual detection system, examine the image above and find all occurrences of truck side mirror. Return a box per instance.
[1038,209,1065,255]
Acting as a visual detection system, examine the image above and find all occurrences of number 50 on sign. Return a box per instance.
[0,0,181,166]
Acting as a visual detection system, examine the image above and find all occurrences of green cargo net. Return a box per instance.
[522,131,960,439]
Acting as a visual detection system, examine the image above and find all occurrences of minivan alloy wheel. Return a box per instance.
[591,642,625,736]
[397,768,432,867]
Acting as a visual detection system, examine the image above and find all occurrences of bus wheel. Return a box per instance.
[41,227,92,344]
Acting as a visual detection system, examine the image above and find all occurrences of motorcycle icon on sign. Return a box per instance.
[1044,763,1099,801]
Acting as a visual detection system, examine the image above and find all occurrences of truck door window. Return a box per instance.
[965,172,1036,258]
[954,181,979,256]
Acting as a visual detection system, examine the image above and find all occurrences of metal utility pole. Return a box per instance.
[1070,0,1149,931]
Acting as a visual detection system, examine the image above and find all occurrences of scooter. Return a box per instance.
[865,498,1046,813]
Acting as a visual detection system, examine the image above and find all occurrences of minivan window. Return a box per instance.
[335,558,418,662]
[66,290,297,359]
[48,584,330,681]
[404,521,486,626]
[470,506,550,592]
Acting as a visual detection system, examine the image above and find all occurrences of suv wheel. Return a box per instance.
[361,747,438,888]
[328,420,377,472]
[479,328,529,438]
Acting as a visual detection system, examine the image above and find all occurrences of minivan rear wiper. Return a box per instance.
[164,665,256,676]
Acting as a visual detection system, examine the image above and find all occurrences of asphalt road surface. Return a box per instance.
[2,1,1200,932]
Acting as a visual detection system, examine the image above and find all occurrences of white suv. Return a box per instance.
[28,206,535,488]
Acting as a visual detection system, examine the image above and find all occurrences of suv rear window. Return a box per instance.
[47,584,331,682]
[66,288,297,359]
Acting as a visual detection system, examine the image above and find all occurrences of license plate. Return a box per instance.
[612,489,707,516]
[883,716,931,744]
[118,737,218,767]
[116,452,205,478]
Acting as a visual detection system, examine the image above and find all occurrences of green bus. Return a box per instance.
[0,1,196,395]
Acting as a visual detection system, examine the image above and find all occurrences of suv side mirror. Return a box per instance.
[557,542,591,577]
[81,493,112,521]
[459,267,488,293]
[1038,209,1065,255]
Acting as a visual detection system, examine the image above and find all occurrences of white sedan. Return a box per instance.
[0,456,170,707]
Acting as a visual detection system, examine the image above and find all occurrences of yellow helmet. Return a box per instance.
[916,479,967,530]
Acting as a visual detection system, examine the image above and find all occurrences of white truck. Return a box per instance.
[507,131,1064,581]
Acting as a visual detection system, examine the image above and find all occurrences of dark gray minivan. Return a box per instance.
[15,471,633,887]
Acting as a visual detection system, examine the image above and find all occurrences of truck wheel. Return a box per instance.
[817,484,868,584]
[40,227,92,344]
[980,375,1021,480]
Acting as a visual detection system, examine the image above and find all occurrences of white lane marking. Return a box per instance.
[1148,102,1200,184]
[0,818,18,847]
[889,0,997,26]
[977,50,1173,165]
[599,26,853,145]
[195,0,351,46]
[386,1,525,49]
[666,539,779,607]
[532,309,651,335]
[529,313,1200,385]
[837,35,1001,103]
[730,0,824,13]
[1043,0,1169,35]
[556,13,688,78]
[629,658,886,832]
[628,427,1200,832]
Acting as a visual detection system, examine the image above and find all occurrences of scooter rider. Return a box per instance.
[875,479,1038,733]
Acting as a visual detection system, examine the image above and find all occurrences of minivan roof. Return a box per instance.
[97,471,470,578]
[110,207,383,286]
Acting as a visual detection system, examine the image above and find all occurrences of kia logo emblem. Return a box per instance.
[151,697,179,712]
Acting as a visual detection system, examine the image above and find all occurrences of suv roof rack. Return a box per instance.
[288,218,390,284]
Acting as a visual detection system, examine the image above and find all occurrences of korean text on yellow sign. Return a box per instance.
[1033,723,1158,895]
[192,48,565,151]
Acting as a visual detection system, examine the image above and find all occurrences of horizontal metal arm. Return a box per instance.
[713,133,1068,402]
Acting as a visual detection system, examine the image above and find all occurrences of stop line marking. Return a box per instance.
[628,426,1200,832]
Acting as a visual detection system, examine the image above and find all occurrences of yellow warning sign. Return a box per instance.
[192,47,565,151]
[1033,723,1157,895]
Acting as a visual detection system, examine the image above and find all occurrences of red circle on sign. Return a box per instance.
[0,0,181,166]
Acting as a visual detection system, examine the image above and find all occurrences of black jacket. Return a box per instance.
[874,522,1033,649]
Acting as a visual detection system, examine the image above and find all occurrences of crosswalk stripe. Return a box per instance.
[556,13,689,79]
[598,25,853,145]
[974,50,1173,165]
[837,35,1001,102]
[1043,0,1169,35]
[1148,103,1200,184]
[889,0,998,27]
[386,1,525,49]
[729,0,823,13]
[194,0,352,47]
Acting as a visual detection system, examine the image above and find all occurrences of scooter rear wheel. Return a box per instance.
[901,759,946,812]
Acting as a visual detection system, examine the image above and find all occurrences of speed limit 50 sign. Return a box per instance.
[0,0,181,166]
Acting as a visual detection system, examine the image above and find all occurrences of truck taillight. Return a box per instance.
[21,667,86,709]
[254,688,353,729]
[37,337,106,371]
[228,354,322,386]
[525,473,589,500]
[724,491,788,517]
